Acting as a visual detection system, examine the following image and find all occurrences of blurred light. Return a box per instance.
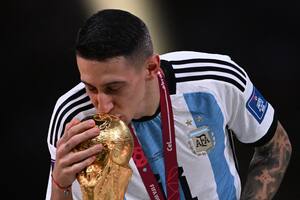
[83,0,172,54]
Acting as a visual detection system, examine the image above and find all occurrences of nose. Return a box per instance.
[95,92,114,114]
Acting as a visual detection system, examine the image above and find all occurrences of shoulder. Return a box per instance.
[52,82,93,118]
[47,82,95,148]
[160,50,233,62]
[160,51,248,94]
[56,82,86,105]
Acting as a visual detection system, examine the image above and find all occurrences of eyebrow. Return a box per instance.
[81,80,126,88]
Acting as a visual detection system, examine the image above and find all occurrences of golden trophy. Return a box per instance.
[74,113,134,200]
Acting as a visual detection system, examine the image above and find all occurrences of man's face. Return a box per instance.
[77,55,151,124]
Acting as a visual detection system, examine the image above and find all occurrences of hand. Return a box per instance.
[52,118,103,188]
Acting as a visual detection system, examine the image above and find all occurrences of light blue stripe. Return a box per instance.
[132,115,186,200]
[132,115,167,196]
[184,92,237,200]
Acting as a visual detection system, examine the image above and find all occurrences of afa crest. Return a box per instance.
[188,126,215,156]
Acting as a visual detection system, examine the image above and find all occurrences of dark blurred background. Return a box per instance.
[5,0,299,199]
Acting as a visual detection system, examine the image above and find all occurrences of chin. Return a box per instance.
[121,117,131,125]
[113,114,129,124]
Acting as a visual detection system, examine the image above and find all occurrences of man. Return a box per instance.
[46,9,292,200]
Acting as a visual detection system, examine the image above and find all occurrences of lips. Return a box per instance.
[105,113,129,124]
[113,113,124,121]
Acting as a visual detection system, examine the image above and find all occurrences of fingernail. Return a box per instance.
[95,144,103,150]
[89,120,95,126]
[93,126,100,132]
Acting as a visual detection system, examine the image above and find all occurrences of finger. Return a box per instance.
[70,155,98,174]
[66,118,81,131]
[63,144,103,166]
[57,118,81,147]
[58,126,100,156]
[66,119,96,140]
[52,156,87,188]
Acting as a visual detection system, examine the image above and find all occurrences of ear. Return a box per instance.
[146,54,160,79]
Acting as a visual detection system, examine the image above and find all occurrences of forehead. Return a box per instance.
[76,56,142,85]
[77,56,133,70]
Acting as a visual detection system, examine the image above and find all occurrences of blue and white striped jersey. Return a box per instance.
[46,51,277,200]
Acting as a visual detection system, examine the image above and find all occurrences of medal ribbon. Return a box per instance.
[130,70,179,200]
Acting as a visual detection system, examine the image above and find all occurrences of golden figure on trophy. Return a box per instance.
[73,113,134,200]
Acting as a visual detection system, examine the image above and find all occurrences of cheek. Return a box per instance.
[130,84,145,105]
[88,93,98,107]
[117,89,140,108]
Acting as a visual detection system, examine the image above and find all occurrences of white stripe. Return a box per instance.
[175,71,246,87]
[160,50,247,76]
[57,100,93,141]
[223,131,241,199]
[164,81,173,146]
[48,83,85,144]
[126,126,150,199]
[51,93,88,144]
[161,51,232,62]
[158,71,173,146]
[171,94,220,199]
[172,62,246,79]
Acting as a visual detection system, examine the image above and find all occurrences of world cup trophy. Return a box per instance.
[73,113,134,200]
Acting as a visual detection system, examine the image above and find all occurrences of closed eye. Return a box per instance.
[82,81,97,93]
[81,80,126,95]
[104,84,124,94]
[86,86,97,93]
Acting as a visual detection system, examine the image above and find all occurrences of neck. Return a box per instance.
[134,75,160,120]
[146,76,160,116]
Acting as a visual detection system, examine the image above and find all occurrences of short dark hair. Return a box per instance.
[75,9,153,63]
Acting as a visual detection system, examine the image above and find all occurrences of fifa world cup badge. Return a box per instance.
[188,126,215,156]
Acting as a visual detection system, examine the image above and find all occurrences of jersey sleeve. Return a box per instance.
[45,82,95,200]
[219,58,277,145]
[46,83,91,158]
[162,51,277,145]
